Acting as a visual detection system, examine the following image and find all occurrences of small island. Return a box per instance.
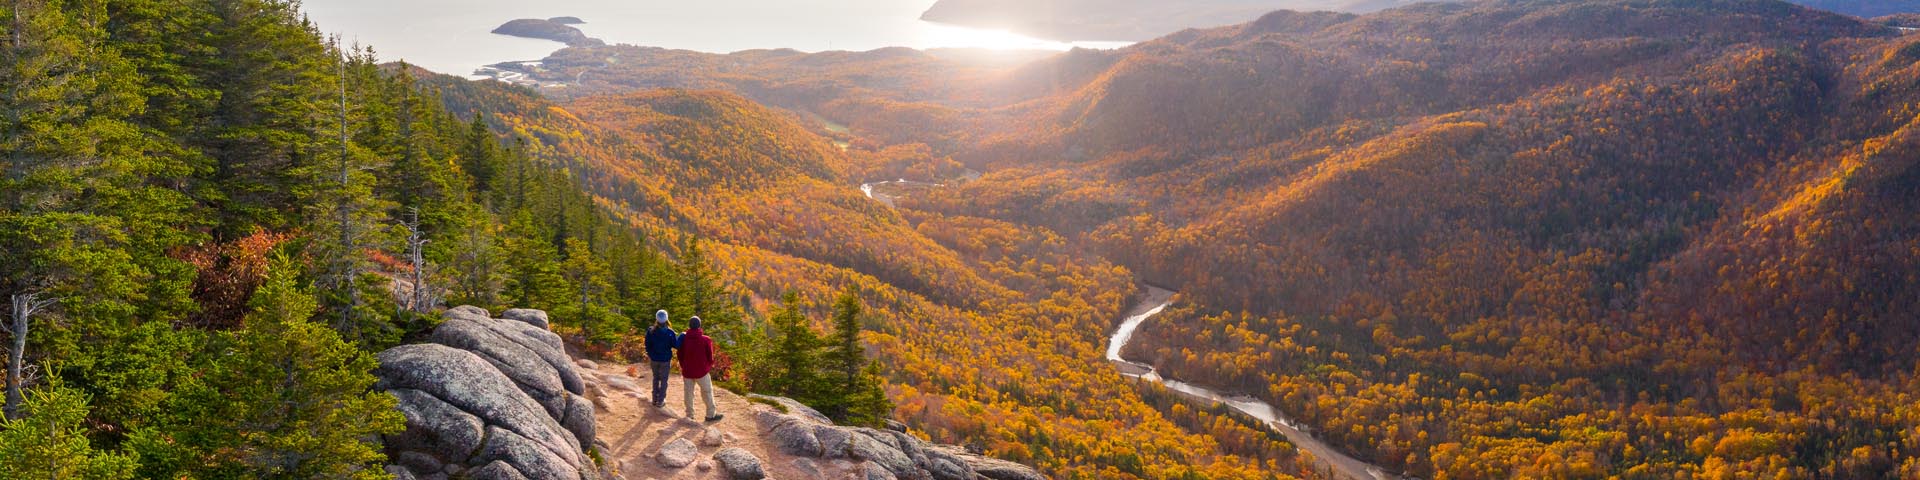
[491,18,604,47]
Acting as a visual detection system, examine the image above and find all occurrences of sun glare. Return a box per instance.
[917,22,1130,51]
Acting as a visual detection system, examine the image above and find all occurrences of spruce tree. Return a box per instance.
[0,0,184,419]
[135,254,402,479]
[501,211,566,310]
[821,287,892,427]
[448,220,505,309]
[561,238,624,348]
[199,0,335,238]
[0,387,137,479]
[310,44,398,350]
[765,292,822,403]
[460,114,500,193]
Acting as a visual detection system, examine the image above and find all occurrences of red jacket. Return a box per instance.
[677,328,715,379]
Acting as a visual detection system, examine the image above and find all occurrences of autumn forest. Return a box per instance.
[6,0,1920,479]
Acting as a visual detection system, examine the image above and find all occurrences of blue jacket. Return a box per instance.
[644,326,680,362]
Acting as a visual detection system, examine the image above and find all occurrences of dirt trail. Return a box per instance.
[580,361,867,479]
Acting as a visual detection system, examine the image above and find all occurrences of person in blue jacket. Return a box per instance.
[643,309,680,408]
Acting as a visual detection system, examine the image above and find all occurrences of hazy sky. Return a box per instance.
[299,0,1126,75]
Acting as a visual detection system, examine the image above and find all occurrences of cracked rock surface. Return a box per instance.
[377,307,603,480]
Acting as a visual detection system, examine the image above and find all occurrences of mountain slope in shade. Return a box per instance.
[902,1,1920,476]
[918,0,1920,42]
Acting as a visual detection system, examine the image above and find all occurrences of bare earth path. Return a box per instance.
[579,361,870,479]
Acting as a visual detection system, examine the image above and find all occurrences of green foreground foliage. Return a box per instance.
[0,0,897,476]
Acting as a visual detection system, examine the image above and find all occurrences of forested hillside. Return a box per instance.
[18,0,1920,478]
[0,0,757,477]
[490,0,1920,477]
[0,0,1340,479]
[939,1,1920,477]
[422,76,1326,478]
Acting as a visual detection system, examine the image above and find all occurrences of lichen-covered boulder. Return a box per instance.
[713,447,767,480]
[746,394,1044,480]
[657,438,699,468]
[501,308,551,329]
[376,308,602,480]
[771,420,823,457]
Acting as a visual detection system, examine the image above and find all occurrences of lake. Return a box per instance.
[299,0,1132,76]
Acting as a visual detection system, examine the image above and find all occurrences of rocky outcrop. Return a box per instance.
[749,395,1048,480]
[377,307,604,480]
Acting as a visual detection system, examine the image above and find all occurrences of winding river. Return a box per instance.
[859,179,944,208]
[855,176,1401,479]
[1107,287,1404,480]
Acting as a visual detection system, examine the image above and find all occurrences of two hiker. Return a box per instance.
[644,310,724,423]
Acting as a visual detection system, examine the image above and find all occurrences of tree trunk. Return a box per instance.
[333,43,361,331]
[6,294,30,420]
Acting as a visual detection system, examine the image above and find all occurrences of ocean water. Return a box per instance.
[299,0,1131,76]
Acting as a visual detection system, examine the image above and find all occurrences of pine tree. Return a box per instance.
[561,238,623,348]
[310,44,398,349]
[820,287,892,427]
[199,0,335,238]
[765,292,822,403]
[825,287,866,387]
[675,235,742,340]
[0,0,182,419]
[0,387,137,479]
[448,220,505,309]
[135,254,402,479]
[460,113,500,193]
[501,211,566,310]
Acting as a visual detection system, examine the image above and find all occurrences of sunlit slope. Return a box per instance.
[897,1,1920,477]
[425,76,1322,479]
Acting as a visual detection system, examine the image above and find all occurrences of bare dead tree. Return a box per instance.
[5,290,57,419]
[399,207,440,314]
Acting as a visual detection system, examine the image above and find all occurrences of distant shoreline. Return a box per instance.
[491,17,605,47]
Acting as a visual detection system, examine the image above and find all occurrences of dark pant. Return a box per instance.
[649,361,671,404]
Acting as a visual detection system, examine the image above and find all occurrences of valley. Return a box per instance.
[464,0,1920,477]
[1109,287,1396,480]
[10,0,1920,479]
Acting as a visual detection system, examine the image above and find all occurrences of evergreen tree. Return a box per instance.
[501,211,566,310]
[310,44,398,350]
[675,235,742,340]
[0,387,137,479]
[0,0,186,419]
[819,287,893,426]
[460,113,500,193]
[560,238,624,348]
[378,67,458,226]
[134,254,402,479]
[764,292,822,403]
[198,0,335,238]
[824,287,867,387]
[448,220,505,309]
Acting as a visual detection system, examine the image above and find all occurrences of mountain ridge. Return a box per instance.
[477,0,1920,477]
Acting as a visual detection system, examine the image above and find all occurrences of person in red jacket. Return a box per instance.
[677,316,723,422]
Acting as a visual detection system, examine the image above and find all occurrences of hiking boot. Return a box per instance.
[704,414,725,422]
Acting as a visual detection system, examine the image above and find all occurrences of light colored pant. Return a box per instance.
[683,373,716,419]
